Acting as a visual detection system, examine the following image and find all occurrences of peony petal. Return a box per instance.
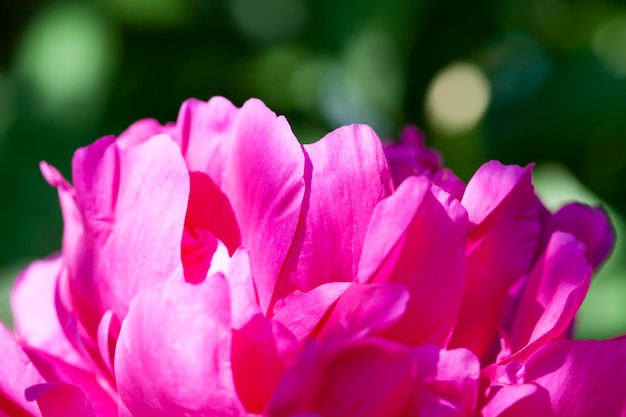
[115,274,243,416]
[70,133,189,333]
[224,99,306,314]
[481,384,555,417]
[0,325,44,417]
[506,232,591,361]
[383,125,442,186]
[232,316,298,414]
[524,338,626,415]
[550,203,615,269]
[267,338,415,417]
[11,256,86,370]
[23,347,117,417]
[357,176,467,346]
[96,311,120,381]
[274,124,394,299]
[316,283,410,342]
[450,162,541,359]
[272,282,351,342]
[186,172,240,257]
[174,96,239,186]
[25,383,95,417]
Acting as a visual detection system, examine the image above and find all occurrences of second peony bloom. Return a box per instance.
[2,97,625,417]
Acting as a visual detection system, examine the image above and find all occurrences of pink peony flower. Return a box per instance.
[1,96,623,416]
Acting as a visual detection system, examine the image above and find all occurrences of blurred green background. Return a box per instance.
[1,0,626,339]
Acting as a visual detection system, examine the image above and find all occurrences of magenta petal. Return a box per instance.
[524,338,626,415]
[317,283,410,341]
[358,176,467,346]
[174,96,240,185]
[506,232,591,361]
[115,275,243,416]
[26,383,95,417]
[70,133,189,330]
[11,256,86,370]
[23,347,117,417]
[276,124,394,298]
[450,162,541,358]
[232,316,298,414]
[481,384,555,417]
[224,99,306,314]
[550,203,615,269]
[0,325,44,417]
[408,346,480,416]
[272,282,351,342]
[267,338,415,417]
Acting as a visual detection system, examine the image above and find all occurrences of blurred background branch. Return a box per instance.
[1,0,626,338]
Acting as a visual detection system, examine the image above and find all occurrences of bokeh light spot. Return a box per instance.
[15,3,118,120]
[592,15,626,77]
[426,62,491,136]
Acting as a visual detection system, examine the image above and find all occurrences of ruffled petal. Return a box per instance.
[358,176,467,346]
[274,124,393,304]
[506,232,591,361]
[70,133,189,332]
[450,162,541,359]
[549,203,615,269]
[115,275,243,416]
[224,99,306,314]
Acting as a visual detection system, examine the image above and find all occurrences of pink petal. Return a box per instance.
[358,176,467,346]
[115,275,243,416]
[232,316,298,414]
[174,96,239,186]
[116,118,173,149]
[70,133,189,333]
[316,283,410,342]
[272,282,351,342]
[524,338,626,415]
[11,256,86,370]
[481,384,555,417]
[450,162,541,359]
[267,338,415,417]
[0,325,44,417]
[408,346,480,416]
[549,203,615,269]
[186,172,240,257]
[383,125,442,186]
[227,248,262,330]
[25,383,95,417]
[274,124,394,302]
[23,347,117,417]
[96,311,120,381]
[224,99,306,314]
[506,232,591,361]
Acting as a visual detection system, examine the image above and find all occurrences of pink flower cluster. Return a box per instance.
[1,97,624,416]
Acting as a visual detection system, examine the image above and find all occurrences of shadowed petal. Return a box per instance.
[481,384,555,417]
[274,124,393,300]
[506,232,591,362]
[450,162,541,359]
[550,203,614,269]
[26,384,95,417]
[224,99,306,314]
[357,176,467,346]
